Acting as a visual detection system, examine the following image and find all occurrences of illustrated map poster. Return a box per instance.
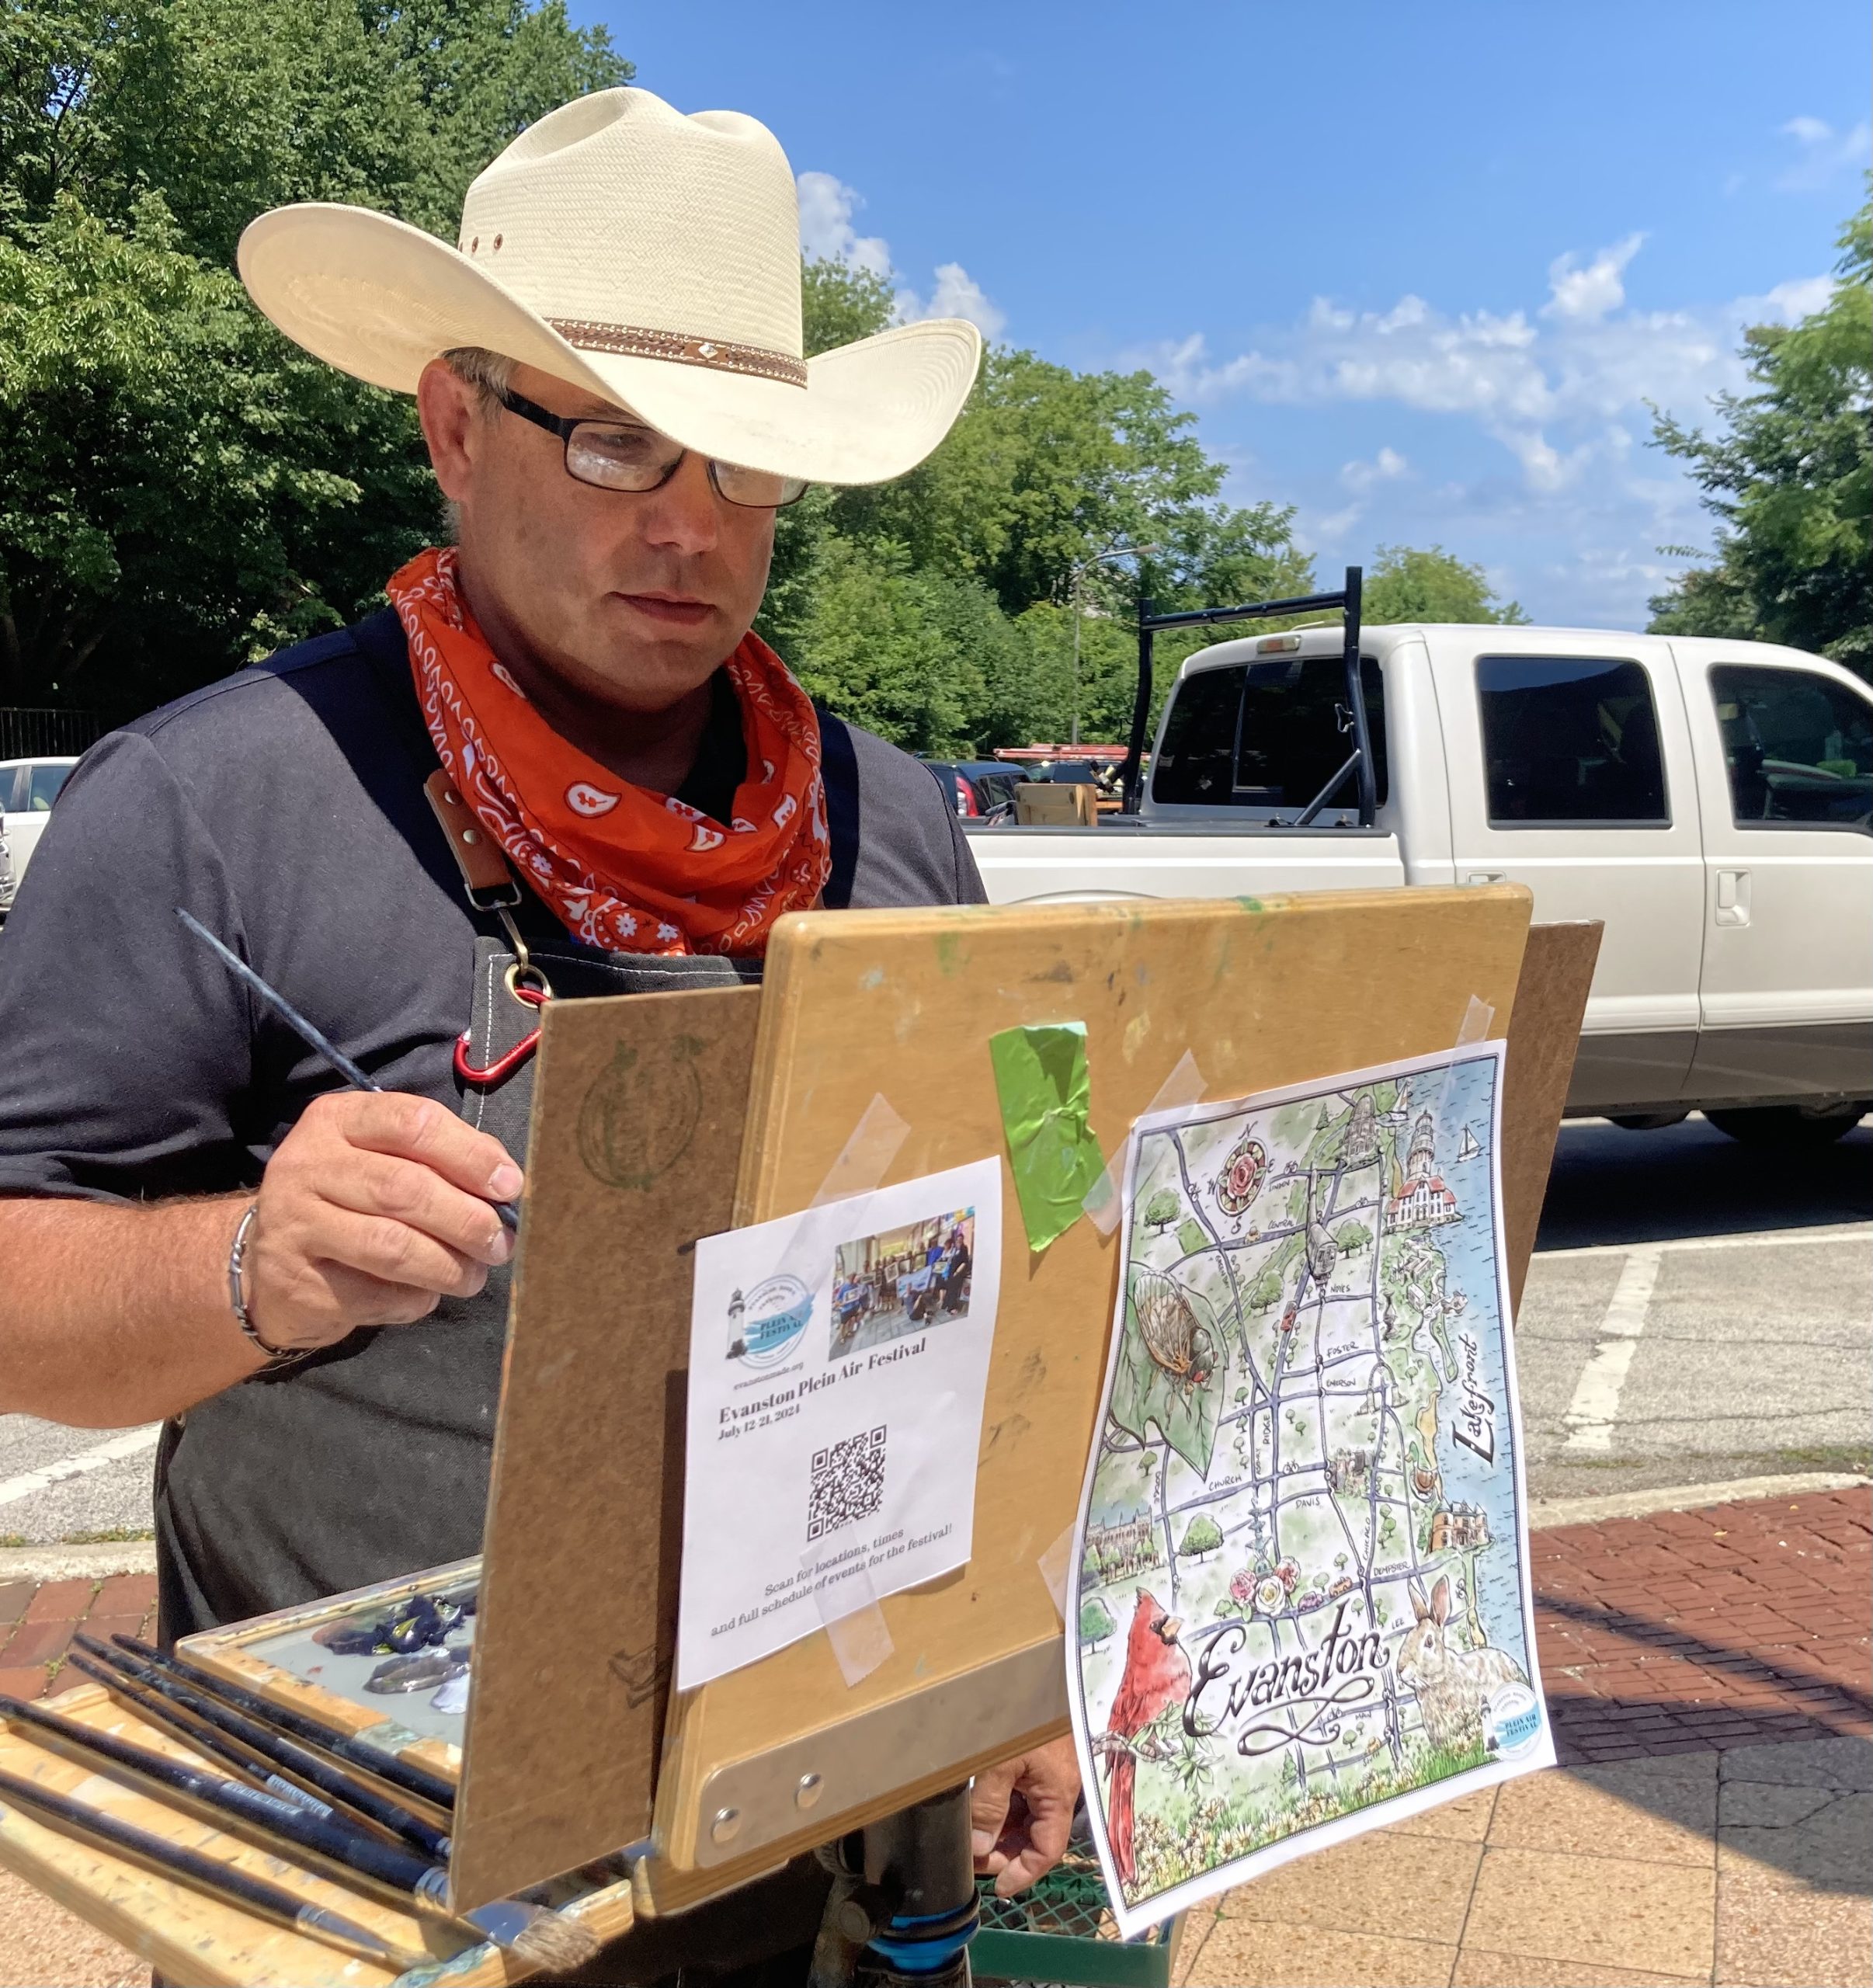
[1067,1044,1553,1935]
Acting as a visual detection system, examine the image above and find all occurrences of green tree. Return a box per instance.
[769,256,1318,749]
[1649,191,1871,681]
[1333,1220,1372,1256]
[1246,1267,1284,1312]
[1078,1596,1116,1649]
[1178,1514,1222,1562]
[1143,1187,1181,1233]
[0,0,628,712]
[1360,544,1527,626]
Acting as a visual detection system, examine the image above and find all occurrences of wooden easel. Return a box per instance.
[0,891,1600,1982]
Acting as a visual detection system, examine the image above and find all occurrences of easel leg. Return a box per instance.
[810,1784,978,1986]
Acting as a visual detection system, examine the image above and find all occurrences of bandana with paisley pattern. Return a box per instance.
[389,546,829,956]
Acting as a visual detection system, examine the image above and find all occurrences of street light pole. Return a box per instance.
[1070,544,1159,747]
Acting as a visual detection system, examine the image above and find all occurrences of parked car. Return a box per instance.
[962,624,1873,1138]
[919,760,1027,818]
[919,760,984,817]
[0,756,76,917]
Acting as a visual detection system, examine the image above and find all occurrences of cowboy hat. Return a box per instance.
[238,87,981,486]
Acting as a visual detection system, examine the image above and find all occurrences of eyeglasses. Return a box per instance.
[491,384,809,509]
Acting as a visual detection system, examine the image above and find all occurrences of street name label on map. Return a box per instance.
[1065,1043,1554,1938]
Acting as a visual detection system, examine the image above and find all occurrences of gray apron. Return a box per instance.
[155,938,759,1641]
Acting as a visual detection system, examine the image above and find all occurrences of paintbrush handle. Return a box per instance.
[174,907,520,1231]
[0,1763,421,1971]
[0,1694,438,1894]
[78,1637,448,1862]
[138,1637,457,1812]
[64,1651,333,1817]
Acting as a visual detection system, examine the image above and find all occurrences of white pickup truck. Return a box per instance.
[964,617,1873,1142]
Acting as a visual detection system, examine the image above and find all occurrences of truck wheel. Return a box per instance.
[1608,1111,1691,1131]
[1704,1103,1867,1149]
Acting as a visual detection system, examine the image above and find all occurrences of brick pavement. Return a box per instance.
[0,1569,158,1705]
[1534,1486,1871,1765]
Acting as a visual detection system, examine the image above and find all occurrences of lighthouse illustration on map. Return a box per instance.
[1066,1043,1552,1936]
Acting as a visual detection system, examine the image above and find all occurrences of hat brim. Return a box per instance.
[238,204,982,485]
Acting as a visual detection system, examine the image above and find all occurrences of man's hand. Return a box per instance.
[971,1736,1082,1896]
[246,1092,523,1351]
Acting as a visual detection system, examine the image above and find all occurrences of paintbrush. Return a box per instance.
[113,1630,457,1812]
[65,1650,336,1819]
[0,1696,599,1972]
[75,1635,448,1861]
[174,908,520,1231]
[0,1762,426,1972]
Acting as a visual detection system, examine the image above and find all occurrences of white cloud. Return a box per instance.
[1142,232,1837,626]
[895,262,1007,339]
[795,171,891,277]
[1775,115,1872,191]
[1340,446,1409,495]
[795,172,1005,339]
[1545,234,1644,321]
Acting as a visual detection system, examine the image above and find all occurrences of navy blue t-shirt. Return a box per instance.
[0,608,984,1635]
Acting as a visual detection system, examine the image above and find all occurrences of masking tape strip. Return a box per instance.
[802,1545,894,1688]
[1083,1049,1208,1236]
[1428,995,1499,1126]
[775,1093,910,1287]
[809,1093,911,1208]
[1035,1523,1075,1622]
[1455,995,1496,1045]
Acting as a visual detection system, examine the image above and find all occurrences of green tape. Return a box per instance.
[989,1021,1106,1252]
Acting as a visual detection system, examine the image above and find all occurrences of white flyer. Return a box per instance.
[677,1156,1003,1690]
[1066,1044,1553,1937]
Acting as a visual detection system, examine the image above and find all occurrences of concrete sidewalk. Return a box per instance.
[0,1490,1867,1986]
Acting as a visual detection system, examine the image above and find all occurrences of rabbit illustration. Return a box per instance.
[1395,1574,1527,1749]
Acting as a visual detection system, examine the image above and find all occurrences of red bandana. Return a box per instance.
[389,547,830,956]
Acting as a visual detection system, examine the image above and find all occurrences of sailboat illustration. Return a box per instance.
[1457,1124,1485,1163]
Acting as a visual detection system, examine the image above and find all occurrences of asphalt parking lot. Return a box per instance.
[2,1114,1868,1548]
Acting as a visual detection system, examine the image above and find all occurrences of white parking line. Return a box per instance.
[1562,1244,1663,1453]
[0,1426,161,1510]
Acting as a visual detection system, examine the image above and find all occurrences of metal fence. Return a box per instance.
[0,707,103,759]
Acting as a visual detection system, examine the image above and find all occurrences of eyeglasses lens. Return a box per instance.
[712,462,811,509]
[565,422,683,492]
[564,421,808,509]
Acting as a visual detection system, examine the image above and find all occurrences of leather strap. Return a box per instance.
[423,770,522,910]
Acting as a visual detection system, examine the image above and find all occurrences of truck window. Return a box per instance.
[1477,655,1667,825]
[1152,666,1242,805]
[1152,657,1388,812]
[1711,665,1873,830]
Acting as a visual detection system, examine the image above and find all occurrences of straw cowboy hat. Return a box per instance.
[238,87,982,486]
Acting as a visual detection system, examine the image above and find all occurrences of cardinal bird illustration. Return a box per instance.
[1102,1589,1193,1888]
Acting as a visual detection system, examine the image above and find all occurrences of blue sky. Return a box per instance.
[584,2,1870,627]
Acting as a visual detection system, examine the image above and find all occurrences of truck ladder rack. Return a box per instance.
[1121,566,1371,821]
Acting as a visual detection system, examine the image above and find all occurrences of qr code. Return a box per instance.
[808,1425,888,1541]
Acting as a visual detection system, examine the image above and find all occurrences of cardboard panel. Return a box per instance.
[450,985,760,1911]
[1501,921,1604,1317]
[651,887,1534,1892]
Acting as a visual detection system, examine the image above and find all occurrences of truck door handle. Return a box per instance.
[1715,870,1751,926]
[1466,871,1506,885]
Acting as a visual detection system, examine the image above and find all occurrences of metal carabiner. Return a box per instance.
[455,981,549,1087]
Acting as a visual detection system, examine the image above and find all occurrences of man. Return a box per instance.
[0,86,1073,1976]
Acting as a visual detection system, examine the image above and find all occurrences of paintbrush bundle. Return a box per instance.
[0,1556,633,1985]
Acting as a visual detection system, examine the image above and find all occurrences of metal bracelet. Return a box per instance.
[227,1201,299,1368]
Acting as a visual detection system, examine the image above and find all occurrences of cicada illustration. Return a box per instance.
[1214,1130,1268,1217]
[1130,1267,1217,1405]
